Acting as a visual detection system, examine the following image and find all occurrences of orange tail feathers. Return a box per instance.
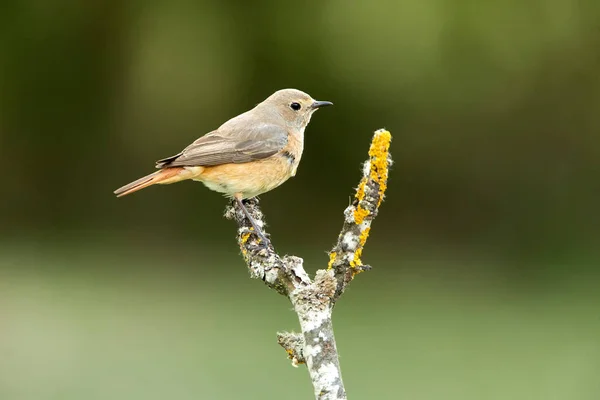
[114,167,189,197]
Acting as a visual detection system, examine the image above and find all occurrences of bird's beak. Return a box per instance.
[311,100,334,109]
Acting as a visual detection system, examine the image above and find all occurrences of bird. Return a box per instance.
[114,88,333,245]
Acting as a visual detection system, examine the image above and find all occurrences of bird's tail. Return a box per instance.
[114,167,188,197]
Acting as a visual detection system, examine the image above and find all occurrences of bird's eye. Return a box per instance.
[290,102,301,111]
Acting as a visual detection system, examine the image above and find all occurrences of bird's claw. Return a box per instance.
[254,233,272,250]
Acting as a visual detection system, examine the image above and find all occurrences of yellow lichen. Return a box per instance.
[352,130,391,222]
[368,130,391,206]
[349,227,371,275]
[350,248,363,279]
[327,251,337,270]
[350,246,363,268]
[353,207,370,224]
[351,266,364,277]
[355,178,367,202]
[239,232,251,257]
[359,227,371,247]
[240,232,251,245]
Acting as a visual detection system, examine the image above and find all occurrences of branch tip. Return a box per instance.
[329,129,392,301]
[277,331,306,366]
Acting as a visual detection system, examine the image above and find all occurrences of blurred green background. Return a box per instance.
[1,1,599,399]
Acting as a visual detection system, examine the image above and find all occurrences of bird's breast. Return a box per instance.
[282,129,304,177]
[193,155,298,199]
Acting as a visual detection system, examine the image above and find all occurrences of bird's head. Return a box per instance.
[261,88,333,130]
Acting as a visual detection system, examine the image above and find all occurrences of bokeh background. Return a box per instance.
[2,1,599,399]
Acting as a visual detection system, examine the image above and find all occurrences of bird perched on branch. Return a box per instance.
[114,88,333,245]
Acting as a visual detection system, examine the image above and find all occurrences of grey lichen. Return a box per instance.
[277,331,306,367]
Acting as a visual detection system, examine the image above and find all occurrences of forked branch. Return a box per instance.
[225,129,392,400]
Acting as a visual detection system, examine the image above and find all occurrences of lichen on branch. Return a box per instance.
[328,129,392,301]
[277,331,306,367]
[224,198,303,296]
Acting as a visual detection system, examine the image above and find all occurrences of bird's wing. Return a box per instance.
[155,123,288,168]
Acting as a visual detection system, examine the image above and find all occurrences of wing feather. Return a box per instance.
[155,123,288,168]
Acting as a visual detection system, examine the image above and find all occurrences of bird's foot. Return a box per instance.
[252,229,272,249]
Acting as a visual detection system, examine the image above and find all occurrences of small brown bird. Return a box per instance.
[114,88,332,244]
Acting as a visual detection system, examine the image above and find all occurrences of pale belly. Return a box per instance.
[189,154,299,199]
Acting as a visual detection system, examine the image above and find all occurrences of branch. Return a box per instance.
[224,200,310,296]
[225,129,392,400]
[328,129,392,302]
[277,331,305,366]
